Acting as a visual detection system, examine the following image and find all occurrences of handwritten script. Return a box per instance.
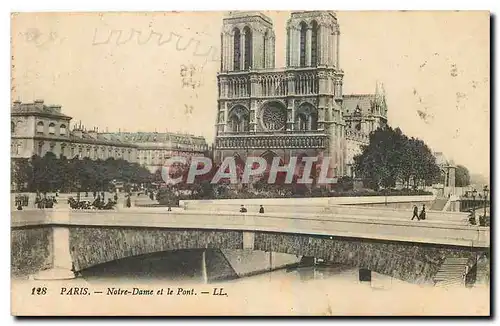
[92,28,219,65]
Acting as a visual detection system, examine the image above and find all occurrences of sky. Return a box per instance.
[11,11,490,177]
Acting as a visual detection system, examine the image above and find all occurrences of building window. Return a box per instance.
[48,123,56,135]
[11,121,15,134]
[311,20,318,66]
[36,121,44,134]
[299,22,307,67]
[243,26,252,70]
[60,124,67,135]
[310,113,318,130]
[298,114,307,131]
[233,28,241,71]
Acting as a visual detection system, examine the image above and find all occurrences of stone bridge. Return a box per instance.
[11,208,489,284]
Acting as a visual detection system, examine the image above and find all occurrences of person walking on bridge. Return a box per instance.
[419,204,426,220]
[411,205,420,220]
[259,205,265,214]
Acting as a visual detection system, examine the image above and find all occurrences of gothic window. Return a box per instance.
[48,123,56,135]
[299,22,307,67]
[310,112,318,130]
[11,121,15,134]
[298,114,308,131]
[233,28,241,71]
[36,121,44,134]
[263,30,268,69]
[60,124,67,136]
[356,122,361,131]
[228,106,249,133]
[263,105,287,131]
[230,116,241,132]
[244,26,252,70]
[311,20,318,66]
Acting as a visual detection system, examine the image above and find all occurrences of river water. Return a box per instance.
[11,249,490,316]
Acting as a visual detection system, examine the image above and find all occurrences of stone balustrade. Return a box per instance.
[216,132,328,149]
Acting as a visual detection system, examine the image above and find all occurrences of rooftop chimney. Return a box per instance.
[34,99,44,110]
[12,100,21,110]
[87,127,98,139]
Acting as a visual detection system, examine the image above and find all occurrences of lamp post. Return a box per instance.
[482,185,489,226]
[471,188,477,225]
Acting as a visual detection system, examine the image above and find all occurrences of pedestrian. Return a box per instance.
[239,205,247,213]
[419,204,426,220]
[259,205,265,214]
[126,196,131,208]
[411,205,419,220]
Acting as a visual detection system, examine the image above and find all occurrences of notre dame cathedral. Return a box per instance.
[213,11,388,177]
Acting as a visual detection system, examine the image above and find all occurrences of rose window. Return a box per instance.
[262,105,287,131]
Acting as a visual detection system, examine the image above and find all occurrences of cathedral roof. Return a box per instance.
[342,94,377,116]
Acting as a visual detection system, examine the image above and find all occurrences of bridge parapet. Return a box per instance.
[181,200,469,224]
[11,209,489,248]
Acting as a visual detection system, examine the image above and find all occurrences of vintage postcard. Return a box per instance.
[10,11,490,316]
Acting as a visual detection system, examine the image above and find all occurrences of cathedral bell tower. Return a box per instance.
[220,11,276,71]
[286,11,340,69]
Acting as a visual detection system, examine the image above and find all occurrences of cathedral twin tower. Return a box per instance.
[220,11,340,72]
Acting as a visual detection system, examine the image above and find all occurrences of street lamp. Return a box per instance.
[482,185,489,226]
[471,188,477,225]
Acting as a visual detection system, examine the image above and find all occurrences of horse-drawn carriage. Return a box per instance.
[67,197,116,210]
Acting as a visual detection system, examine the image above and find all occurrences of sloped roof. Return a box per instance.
[342,94,377,116]
[100,132,207,146]
[11,101,71,119]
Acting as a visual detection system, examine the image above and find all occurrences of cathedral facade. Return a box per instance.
[213,11,387,177]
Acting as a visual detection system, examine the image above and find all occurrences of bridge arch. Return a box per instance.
[67,226,477,284]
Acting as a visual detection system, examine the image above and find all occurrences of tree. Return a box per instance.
[11,158,32,191]
[354,126,440,190]
[455,165,471,187]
